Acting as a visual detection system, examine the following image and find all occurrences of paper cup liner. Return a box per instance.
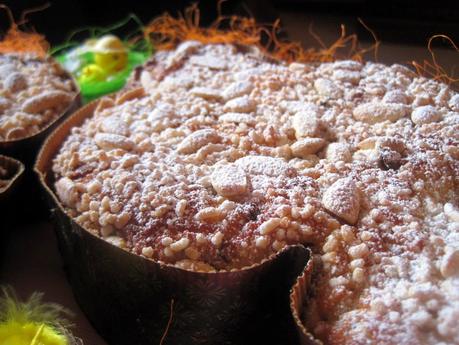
[34,98,322,345]
[290,255,324,345]
[0,154,25,222]
[0,154,24,199]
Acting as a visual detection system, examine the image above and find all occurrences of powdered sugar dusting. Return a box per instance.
[53,41,459,344]
[235,155,291,177]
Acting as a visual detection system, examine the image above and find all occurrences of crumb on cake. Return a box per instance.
[0,53,77,141]
[52,42,459,344]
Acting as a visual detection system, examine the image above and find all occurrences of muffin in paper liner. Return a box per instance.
[35,98,316,345]
[0,91,81,165]
[0,54,81,165]
[0,54,81,221]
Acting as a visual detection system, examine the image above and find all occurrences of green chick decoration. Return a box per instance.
[0,287,81,345]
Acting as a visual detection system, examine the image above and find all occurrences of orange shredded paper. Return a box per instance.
[145,3,458,88]
[144,3,379,64]
[0,3,457,88]
[0,5,49,57]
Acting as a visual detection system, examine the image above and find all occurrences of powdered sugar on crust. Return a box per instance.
[53,42,459,344]
[0,53,77,140]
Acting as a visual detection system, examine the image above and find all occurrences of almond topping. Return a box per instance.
[211,164,248,197]
[353,102,409,123]
[177,129,221,154]
[322,178,361,225]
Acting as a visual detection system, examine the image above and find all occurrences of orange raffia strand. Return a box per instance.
[411,34,459,87]
[146,4,459,88]
[0,5,49,57]
[144,3,378,64]
[145,4,264,51]
[354,18,380,62]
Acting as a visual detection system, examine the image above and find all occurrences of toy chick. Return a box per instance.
[92,35,128,73]
[0,287,80,345]
[79,35,128,83]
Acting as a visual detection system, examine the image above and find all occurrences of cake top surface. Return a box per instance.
[52,41,459,344]
[0,53,77,141]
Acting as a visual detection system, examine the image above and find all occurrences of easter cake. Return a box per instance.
[0,53,78,142]
[49,41,459,344]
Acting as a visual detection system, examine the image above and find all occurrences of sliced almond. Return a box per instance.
[223,95,256,113]
[0,97,11,112]
[190,87,222,101]
[322,178,361,225]
[94,133,134,151]
[383,90,409,104]
[177,129,221,154]
[236,155,292,177]
[115,87,145,105]
[357,137,377,150]
[222,81,254,100]
[448,94,459,111]
[219,112,256,125]
[291,138,326,158]
[55,177,79,208]
[353,102,409,123]
[95,97,115,113]
[332,70,360,84]
[211,164,248,197]
[22,90,72,113]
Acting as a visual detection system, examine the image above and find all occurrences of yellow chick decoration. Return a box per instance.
[78,35,128,84]
[93,35,128,73]
[0,322,67,345]
[0,287,80,345]
[79,63,107,83]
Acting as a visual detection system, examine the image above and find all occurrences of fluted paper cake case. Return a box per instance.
[34,99,321,345]
[0,154,24,227]
[0,154,24,200]
[290,256,323,345]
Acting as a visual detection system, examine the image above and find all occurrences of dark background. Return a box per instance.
[1,0,459,47]
[3,0,455,76]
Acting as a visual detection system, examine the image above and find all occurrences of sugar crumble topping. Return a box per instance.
[0,53,77,141]
[52,42,459,344]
